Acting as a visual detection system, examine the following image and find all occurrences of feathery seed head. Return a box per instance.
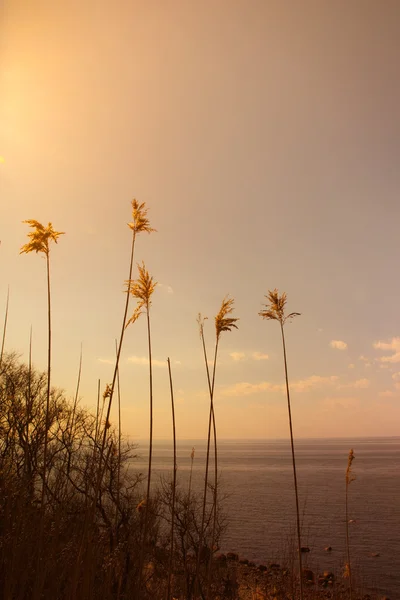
[196,313,208,338]
[259,288,300,325]
[126,262,157,327]
[128,199,156,234]
[346,448,356,484]
[103,384,112,400]
[20,220,65,256]
[215,296,239,341]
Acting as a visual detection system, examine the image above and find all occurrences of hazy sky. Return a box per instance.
[1,0,400,440]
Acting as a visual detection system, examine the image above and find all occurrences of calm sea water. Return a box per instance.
[132,437,400,598]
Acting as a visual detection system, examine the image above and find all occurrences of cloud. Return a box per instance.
[322,396,360,410]
[221,381,282,397]
[340,378,370,390]
[252,352,269,361]
[230,352,246,362]
[330,340,348,350]
[352,378,370,389]
[348,364,355,369]
[291,375,338,392]
[379,390,395,398]
[127,355,166,368]
[359,355,369,362]
[221,375,338,397]
[392,372,400,381]
[374,337,400,363]
[98,358,114,365]
[158,283,174,295]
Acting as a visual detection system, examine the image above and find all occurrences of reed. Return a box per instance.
[20,220,64,506]
[259,289,303,600]
[0,285,9,369]
[166,357,177,600]
[195,297,238,599]
[345,448,356,600]
[126,261,157,594]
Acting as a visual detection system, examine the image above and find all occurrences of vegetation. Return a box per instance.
[259,290,303,600]
[0,202,386,599]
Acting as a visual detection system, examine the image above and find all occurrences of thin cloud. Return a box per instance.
[340,378,370,390]
[127,355,166,368]
[221,375,338,397]
[322,396,360,410]
[230,352,246,362]
[373,337,400,363]
[348,364,355,369]
[359,355,369,362]
[158,283,174,295]
[379,390,395,398]
[392,372,400,380]
[98,358,114,365]
[330,340,347,350]
[252,352,269,361]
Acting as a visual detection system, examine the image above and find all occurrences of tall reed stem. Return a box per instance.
[0,284,9,369]
[280,323,303,600]
[166,357,177,600]
[138,307,154,594]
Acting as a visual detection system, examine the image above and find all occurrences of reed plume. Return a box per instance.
[126,262,157,594]
[20,220,64,506]
[259,289,303,600]
[345,448,356,600]
[196,297,238,599]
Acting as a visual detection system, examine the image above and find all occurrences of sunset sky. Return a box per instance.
[1,1,400,439]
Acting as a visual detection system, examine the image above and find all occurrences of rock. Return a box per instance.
[216,553,227,563]
[370,552,380,557]
[302,569,315,584]
[324,546,332,552]
[300,546,310,553]
[227,552,239,561]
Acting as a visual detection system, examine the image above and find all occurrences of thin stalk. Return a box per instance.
[40,252,52,507]
[345,449,354,600]
[0,284,9,369]
[74,230,137,599]
[25,326,33,488]
[195,336,218,599]
[67,344,83,478]
[280,323,303,600]
[345,479,353,599]
[95,379,101,445]
[94,230,136,503]
[138,307,154,594]
[166,357,177,600]
[115,338,122,528]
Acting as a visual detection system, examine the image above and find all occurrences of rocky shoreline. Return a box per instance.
[210,552,390,600]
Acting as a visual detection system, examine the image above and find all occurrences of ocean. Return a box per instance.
[132,437,400,598]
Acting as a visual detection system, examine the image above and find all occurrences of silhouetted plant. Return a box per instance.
[345,448,355,600]
[0,285,9,369]
[20,220,64,506]
[126,261,157,594]
[166,357,177,600]
[259,289,303,600]
[196,297,238,599]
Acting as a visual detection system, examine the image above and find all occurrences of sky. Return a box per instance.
[1,0,400,440]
